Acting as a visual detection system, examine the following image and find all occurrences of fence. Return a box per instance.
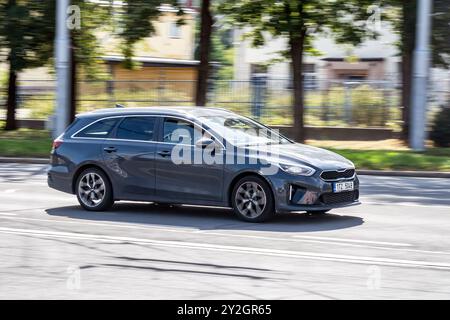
[0,78,414,129]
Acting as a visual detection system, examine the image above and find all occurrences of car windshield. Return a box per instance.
[197,114,292,146]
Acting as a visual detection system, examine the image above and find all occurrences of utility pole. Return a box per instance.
[54,0,71,138]
[409,0,433,151]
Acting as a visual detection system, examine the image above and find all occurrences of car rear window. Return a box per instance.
[73,118,119,138]
[115,117,156,141]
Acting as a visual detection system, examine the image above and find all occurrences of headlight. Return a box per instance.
[279,163,316,176]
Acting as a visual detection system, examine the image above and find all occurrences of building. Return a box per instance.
[233,24,401,88]
[16,3,199,83]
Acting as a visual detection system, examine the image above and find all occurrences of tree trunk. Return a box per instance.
[289,34,306,143]
[69,35,77,122]
[5,60,18,131]
[195,0,213,106]
[400,0,416,143]
[401,50,412,142]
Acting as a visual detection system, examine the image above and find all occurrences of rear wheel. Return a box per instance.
[76,168,114,211]
[231,176,275,222]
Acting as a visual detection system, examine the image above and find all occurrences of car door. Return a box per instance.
[102,116,158,200]
[155,117,224,202]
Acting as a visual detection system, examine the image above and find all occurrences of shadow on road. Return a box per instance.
[45,202,363,233]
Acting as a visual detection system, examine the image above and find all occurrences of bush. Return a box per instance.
[430,106,450,147]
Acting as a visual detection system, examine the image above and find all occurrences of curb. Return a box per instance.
[0,157,49,165]
[0,157,448,178]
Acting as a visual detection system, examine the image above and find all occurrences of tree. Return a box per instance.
[67,1,111,122]
[0,0,54,130]
[195,0,213,106]
[219,0,377,142]
[386,0,450,143]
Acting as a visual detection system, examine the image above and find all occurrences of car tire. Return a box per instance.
[76,168,114,211]
[231,176,275,222]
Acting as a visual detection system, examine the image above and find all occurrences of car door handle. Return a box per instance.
[158,150,171,157]
[103,146,117,153]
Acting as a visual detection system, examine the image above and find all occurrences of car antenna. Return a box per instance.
[115,104,125,108]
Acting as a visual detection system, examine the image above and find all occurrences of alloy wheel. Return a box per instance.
[78,172,106,208]
[235,181,267,218]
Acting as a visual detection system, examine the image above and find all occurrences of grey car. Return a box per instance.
[48,107,360,222]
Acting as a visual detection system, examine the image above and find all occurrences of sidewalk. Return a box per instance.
[1,156,449,178]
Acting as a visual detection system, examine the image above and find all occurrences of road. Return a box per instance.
[0,163,449,299]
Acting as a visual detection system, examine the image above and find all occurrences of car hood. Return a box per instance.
[246,143,354,170]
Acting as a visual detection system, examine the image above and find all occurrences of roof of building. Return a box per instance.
[102,55,200,67]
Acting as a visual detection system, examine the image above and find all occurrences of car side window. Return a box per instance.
[163,118,202,145]
[74,118,119,138]
[115,117,156,141]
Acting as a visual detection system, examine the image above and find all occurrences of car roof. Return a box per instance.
[76,106,236,119]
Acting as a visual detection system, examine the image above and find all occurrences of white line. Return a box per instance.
[0,215,412,249]
[361,200,450,209]
[1,226,450,271]
[0,212,17,216]
[3,189,17,194]
[292,235,411,247]
[2,216,450,256]
[4,216,449,255]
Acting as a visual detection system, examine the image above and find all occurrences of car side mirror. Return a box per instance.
[195,137,215,149]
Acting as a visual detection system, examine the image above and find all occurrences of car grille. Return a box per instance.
[320,190,359,205]
[320,169,355,181]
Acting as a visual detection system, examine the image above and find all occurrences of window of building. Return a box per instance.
[115,117,156,141]
[250,64,268,75]
[169,22,182,38]
[74,118,119,138]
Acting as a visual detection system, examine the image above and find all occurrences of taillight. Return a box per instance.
[52,138,63,150]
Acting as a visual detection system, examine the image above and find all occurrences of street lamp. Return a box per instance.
[410,0,433,151]
[54,0,71,138]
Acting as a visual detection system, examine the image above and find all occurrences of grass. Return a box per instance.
[0,130,448,171]
[327,148,450,171]
[0,129,52,157]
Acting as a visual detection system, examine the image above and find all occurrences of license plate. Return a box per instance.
[333,181,354,193]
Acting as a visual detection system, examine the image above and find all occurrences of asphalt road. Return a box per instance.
[0,163,449,299]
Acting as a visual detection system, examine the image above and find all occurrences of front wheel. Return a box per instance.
[231,176,275,222]
[76,168,114,211]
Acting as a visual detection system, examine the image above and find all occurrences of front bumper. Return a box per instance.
[266,172,360,213]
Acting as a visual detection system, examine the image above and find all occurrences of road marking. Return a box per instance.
[361,200,450,209]
[292,235,411,247]
[0,215,415,250]
[1,226,450,271]
[4,216,450,256]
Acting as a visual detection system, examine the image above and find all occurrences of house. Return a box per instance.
[16,3,199,83]
[232,24,401,89]
[98,3,199,83]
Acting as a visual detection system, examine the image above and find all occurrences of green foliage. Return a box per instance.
[0,0,55,72]
[385,0,450,68]
[218,0,378,53]
[431,0,450,68]
[210,29,234,80]
[71,0,112,79]
[430,107,450,147]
